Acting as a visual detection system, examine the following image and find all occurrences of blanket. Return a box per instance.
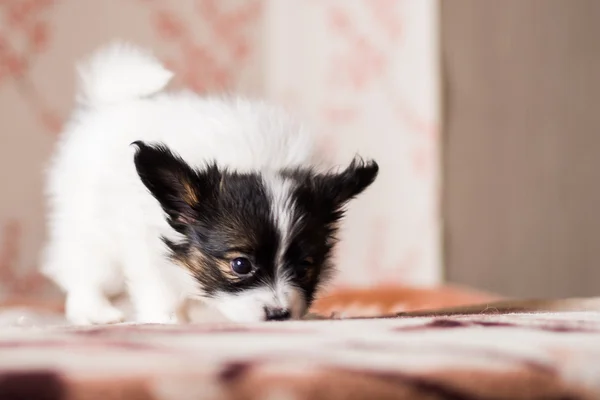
[1,304,600,399]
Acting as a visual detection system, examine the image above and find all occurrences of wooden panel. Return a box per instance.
[441,0,600,297]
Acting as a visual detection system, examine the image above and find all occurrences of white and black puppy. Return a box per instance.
[41,42,378,325]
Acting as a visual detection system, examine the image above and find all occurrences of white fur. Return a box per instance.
[263,174,296,266]
[41,42,316,325]
[210,284,306,323]
[76,42,173,105]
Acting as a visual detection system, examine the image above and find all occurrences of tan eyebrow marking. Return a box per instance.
[181,180,199,206]
[173,249,248,282]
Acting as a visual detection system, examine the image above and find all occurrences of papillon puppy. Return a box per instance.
[41,42,379,324]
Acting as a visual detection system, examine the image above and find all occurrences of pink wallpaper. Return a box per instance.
[0,0,440,300]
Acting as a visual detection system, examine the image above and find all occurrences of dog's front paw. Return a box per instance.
[66,294,125,325]
[135,312,179,325]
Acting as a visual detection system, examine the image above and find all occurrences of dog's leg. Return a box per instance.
[66,290,124,325]
[128,283,181,324]
[122,247,183,324]
[42,234,125,325]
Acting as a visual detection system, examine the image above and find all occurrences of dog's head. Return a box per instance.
[132,141,378,322]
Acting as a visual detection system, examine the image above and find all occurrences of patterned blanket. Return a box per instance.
[1,306,600,399]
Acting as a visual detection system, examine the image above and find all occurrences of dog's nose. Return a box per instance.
[264,307,291,321]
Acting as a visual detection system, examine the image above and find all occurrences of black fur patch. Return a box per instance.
[133,141,379,310]
[280,157,379,304]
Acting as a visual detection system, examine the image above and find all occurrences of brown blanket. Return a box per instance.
[1,302,600,399]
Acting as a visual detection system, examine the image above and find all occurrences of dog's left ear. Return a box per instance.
[317,157,379,207]
[132,141,219,226]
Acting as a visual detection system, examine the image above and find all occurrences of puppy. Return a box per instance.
[41,42,379,324]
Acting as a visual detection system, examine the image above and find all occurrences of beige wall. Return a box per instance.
[442,0,600,297]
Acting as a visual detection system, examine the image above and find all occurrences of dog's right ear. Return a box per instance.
[313,156,379,209]
[132,141,219,227]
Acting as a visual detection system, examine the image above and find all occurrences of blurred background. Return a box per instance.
[0,0,598,306]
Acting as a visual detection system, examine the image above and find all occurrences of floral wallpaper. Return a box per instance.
[0,0,441,300]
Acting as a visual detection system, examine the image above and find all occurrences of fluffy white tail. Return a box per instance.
[76,42,173,105]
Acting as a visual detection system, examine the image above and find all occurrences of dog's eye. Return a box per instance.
[297,257,314,276]
[230,257,253,276]
[300,257,314,267]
